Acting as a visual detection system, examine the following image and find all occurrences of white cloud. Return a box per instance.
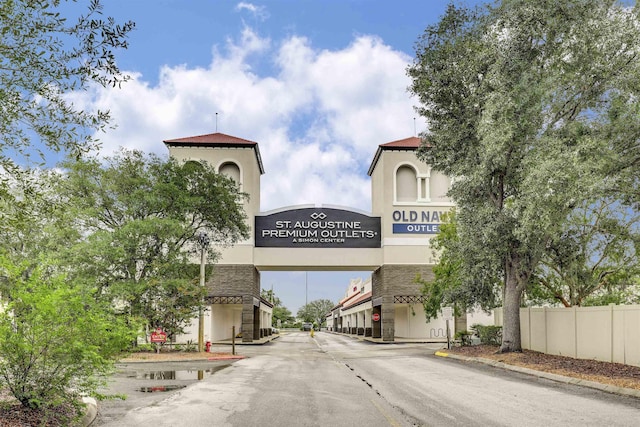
[82,26,424,213]
[235,2,269,22]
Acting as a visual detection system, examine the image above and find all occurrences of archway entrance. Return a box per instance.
[164,132,460,343]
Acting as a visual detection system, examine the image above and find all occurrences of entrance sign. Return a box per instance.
[255,207,381,248]
[150,328,167,343]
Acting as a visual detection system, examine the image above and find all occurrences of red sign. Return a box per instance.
[372,313,380,322]
[150,329,167,343]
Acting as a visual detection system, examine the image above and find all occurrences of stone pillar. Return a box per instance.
[381,295,395,341]
[208,264,260,342]
[371,264,434,342]
[253,304,260,340]
[242,295,255,343]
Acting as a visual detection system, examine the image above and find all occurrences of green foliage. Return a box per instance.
[0,0,134,170]
[184,340,197,352]
[0,258,134,412]
[454,330,473,346]
[58,149,249,337]
[582,278,640,307]
[408,0,640,352]
[297,299,335,327]
[470,324,502,346]
[132,344,154,353]
[419,211,501,321]
[272,306,294,326]
[531,199,640,307]
[261,288,294,326]
[261,288,281,306]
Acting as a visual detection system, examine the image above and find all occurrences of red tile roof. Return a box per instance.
[379,136,422,148]
[163,132,265,174]
[164,132,257,146]
[367,136,429,176]
[338,291,361,306]
[342,291,372,310]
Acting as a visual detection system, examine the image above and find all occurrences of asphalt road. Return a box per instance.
[96,332,640,426]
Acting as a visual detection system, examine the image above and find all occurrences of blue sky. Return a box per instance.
[65,0,486,315]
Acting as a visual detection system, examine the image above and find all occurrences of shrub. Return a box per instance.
[132,343,154,353]
[184,340,197,352]
[470,324,502,345]
[0,260,135,416]
[454,330,473,346]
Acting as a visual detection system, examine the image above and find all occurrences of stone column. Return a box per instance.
[208,264,260,343]
[242,295,255,343]
[381,295,395,342]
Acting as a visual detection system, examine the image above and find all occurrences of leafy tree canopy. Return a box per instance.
[297,299,335,327]
[408,0,640,352]
[261,288,295,326]
[58,149,250,337]
[0,257,134,414]
[530,199,640,307]
[419,211,501,322]
[0,0,134,170]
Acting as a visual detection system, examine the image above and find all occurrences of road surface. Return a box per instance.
[97,331,640,426]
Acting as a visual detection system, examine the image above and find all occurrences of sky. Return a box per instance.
[62,0,486,315]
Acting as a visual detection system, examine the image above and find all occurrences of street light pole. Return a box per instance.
[197,232,210,353]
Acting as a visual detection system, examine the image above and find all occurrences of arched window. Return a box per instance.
[219,161,241,184]
[396,165,417,202]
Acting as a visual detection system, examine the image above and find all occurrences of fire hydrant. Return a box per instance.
[205,341,212,352]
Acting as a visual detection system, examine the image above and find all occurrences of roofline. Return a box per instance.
[163,133,265,175]
[342,294,372,310]
[367,137,425,176]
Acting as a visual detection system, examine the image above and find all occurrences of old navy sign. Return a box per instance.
[255,208,381,248]
[392,209,445,234]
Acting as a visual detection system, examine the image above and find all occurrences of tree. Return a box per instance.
[59,149,250,338]
[261,288,281,306]
[531,199,640,307]
[297,299,335,328]
[273,306,295,326]
[0,168,81,276]
[418,211,501,321]
[408,1,640,352]
[0,0,134,170]
[261,288,294,326]
[0,257,134,418]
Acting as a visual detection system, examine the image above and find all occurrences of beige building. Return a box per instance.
[165,132,458,343]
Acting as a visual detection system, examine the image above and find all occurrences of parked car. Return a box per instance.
[302,322,313,331]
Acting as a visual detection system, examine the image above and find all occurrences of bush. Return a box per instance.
[454,330,473,346]
[184,340,197,352]
[470,324,502,345]
[0,260,135,415]
[132,343,154,353]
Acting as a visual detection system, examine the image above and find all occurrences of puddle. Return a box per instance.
[123,365,229,381]
[139,385,186,393]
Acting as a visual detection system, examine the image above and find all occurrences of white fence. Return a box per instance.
[494,305,640,367]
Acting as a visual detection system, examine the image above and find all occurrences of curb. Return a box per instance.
[118,354,246,364]
[207,355,245,361]
[434,350,640,399]
[81,396,97,427]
